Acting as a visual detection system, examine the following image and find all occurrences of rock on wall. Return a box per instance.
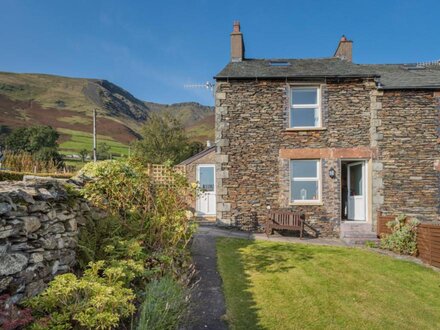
[0,177,93,303]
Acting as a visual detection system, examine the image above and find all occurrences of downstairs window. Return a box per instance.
[290,160,321,203]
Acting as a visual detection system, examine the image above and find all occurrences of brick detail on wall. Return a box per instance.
[279,147,376,159]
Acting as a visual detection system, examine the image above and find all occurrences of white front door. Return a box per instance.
[347,161,366,221]
[196,165,216,216]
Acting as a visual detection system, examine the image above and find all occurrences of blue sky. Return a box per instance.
[0,0,439,106]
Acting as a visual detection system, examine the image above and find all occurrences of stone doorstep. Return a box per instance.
[340,222,374,231]
[340,221,378,245]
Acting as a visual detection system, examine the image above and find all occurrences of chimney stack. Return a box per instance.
[334,35,353,62]
[230,21,244,62]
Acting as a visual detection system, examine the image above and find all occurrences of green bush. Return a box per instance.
[77,215,122,269]
[381,214,420,255]
[26,261,136,330]
[137,276,188,330]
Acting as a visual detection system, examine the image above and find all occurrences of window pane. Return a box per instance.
[290,108,318,127]
[292,181,319,201]
[292,88,317,105]
[349,164,363,196]
[291,160,317,178]
[199,167,214,191]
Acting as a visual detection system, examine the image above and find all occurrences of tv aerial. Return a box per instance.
[184,81,215,96]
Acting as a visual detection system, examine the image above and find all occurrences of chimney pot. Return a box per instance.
[334,35,353,62]
[233,21,240,32]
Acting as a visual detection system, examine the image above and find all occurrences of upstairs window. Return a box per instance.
[290,87,321,128]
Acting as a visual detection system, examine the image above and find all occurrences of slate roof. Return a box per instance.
[179,146,216,165]
[214,58,440,89]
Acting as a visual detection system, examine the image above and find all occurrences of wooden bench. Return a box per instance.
[265,210,305,238]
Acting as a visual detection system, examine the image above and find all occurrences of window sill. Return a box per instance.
[284,127,327,132]
[289,202,323,206]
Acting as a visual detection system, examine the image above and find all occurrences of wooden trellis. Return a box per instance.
[146,164,188,184]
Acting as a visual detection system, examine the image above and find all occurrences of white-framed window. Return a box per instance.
[290,86,321,128]
[290,160,321,203]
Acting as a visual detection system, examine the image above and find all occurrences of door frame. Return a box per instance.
[196,164,216,216]
[341,159,371,223]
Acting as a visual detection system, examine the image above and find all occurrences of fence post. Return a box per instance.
[429,225,433,266]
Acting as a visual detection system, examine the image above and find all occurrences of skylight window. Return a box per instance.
[401,64,426,70]
[269,61,290,67]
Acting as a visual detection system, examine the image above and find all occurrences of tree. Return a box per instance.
[134,112,194,165]
[3,125,63,167]
[97,143,111,160]
[185,141,205,157]
[5,125,59,153]
[79,149,89,163]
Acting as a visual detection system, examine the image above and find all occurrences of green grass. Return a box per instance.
[58,128,129,157]
[217,238,440,330]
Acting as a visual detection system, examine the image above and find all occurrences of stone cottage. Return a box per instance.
[213,22,440,240]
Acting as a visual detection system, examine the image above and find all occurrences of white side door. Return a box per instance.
[347,162,366,221]
[196,165,216,216]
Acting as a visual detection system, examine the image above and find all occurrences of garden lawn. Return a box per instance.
[217,238,440,330]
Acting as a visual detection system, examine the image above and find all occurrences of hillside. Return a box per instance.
[0,72,214,156]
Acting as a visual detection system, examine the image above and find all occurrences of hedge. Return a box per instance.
[0,171,74,181]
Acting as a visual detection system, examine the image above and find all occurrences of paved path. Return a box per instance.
[183,230,228,330]
[197,224,345,247]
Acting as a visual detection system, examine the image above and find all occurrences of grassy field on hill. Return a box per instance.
[58,128,129,157]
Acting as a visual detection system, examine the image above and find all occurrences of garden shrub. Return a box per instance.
[380,214,420,255]
[26,261,136,330]
[32,159,197,329]
[81,159,196,257]
[136,276,189,330]
[77,215,122,269]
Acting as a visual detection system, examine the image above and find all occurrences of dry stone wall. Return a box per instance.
[0,177,96,303]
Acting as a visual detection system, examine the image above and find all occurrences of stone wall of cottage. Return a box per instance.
[0,177,99,303]
[215,79,378,236]
[376,90,440,221]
